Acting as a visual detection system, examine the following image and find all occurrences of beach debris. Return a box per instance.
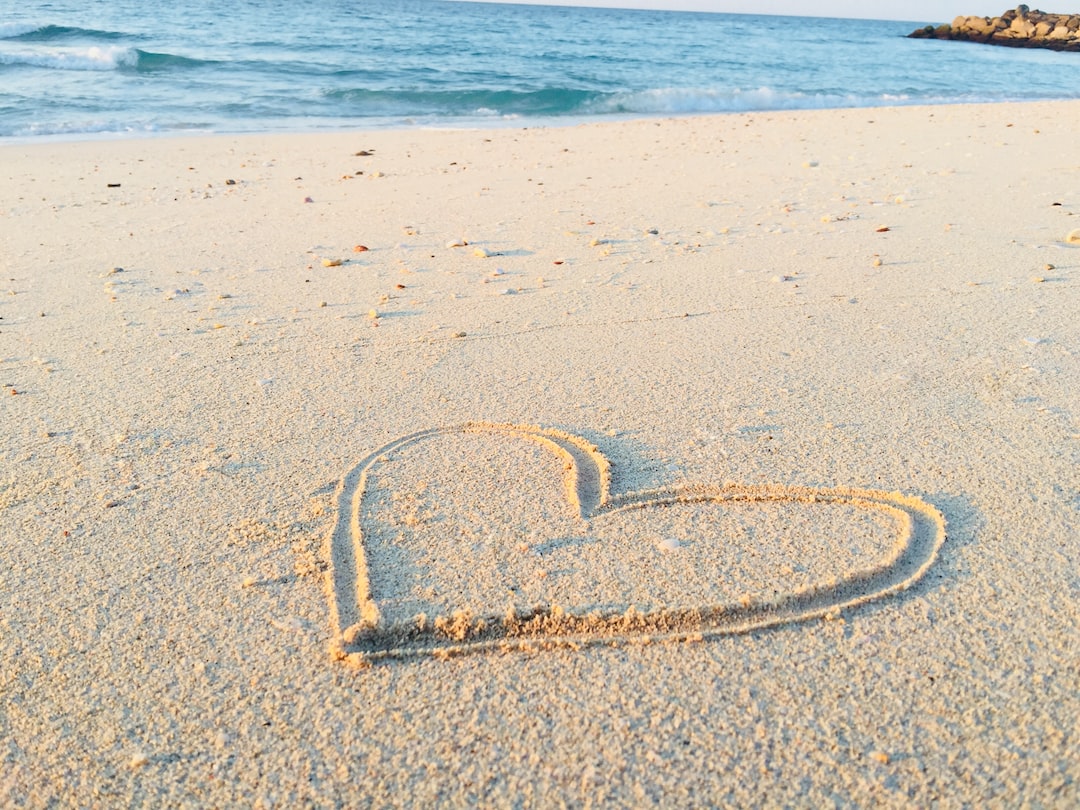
[321,258,343,267]
[875,226,891,233]
[107,183,121,188]
[304,196,314,203]
[225,178,236,185]
[354,150,374,156]
[1066,228,1080,244]
[353,244,369,252]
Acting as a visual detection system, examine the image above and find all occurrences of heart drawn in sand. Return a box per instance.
[327,423,945,664]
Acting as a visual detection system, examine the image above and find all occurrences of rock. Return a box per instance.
[909,7,1080,51]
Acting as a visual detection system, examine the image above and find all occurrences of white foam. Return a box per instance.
[0,44,136,71]
[589,86,917,115]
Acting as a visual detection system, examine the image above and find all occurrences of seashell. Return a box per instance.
[322,258,343,267]
[1066,228,1080,245]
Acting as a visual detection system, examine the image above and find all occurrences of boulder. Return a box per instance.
[909,7,1080,51]
[1010,16,1035,36]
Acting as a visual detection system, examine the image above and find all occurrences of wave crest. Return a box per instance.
[0,46,209,72]
[0,23,129,42]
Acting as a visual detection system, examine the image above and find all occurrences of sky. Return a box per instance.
[451,1,1010,23]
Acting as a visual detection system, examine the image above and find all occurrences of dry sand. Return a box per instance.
[1,101,1077,806]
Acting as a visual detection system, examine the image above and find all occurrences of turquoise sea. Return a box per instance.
[4,0,1080,139]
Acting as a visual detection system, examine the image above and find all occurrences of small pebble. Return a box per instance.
[869,751,890,765]
[1030,276,1045,284]
[322,258,343,267]
[353,245,369,252]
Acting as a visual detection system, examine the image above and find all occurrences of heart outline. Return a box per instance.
[327,422,946,664]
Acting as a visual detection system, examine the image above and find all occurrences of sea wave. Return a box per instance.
[0,46,211,72]
[0,23,130,42]
[586,87,908,115]
[323,86,598,117]
[318,84,1020,120]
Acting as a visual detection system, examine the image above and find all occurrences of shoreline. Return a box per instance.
[2,99,1077,805]
[4,95,1080,147]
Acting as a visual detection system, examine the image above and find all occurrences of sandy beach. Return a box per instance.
[1,101,1077,806]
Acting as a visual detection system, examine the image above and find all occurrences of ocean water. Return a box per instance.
[4,0,1080,139]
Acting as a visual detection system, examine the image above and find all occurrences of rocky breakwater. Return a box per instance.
[909,5,1080,51]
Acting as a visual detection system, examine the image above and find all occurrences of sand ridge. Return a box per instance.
[329,422,946,664]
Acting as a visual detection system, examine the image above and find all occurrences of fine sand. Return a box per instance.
[1,102,1077,806]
